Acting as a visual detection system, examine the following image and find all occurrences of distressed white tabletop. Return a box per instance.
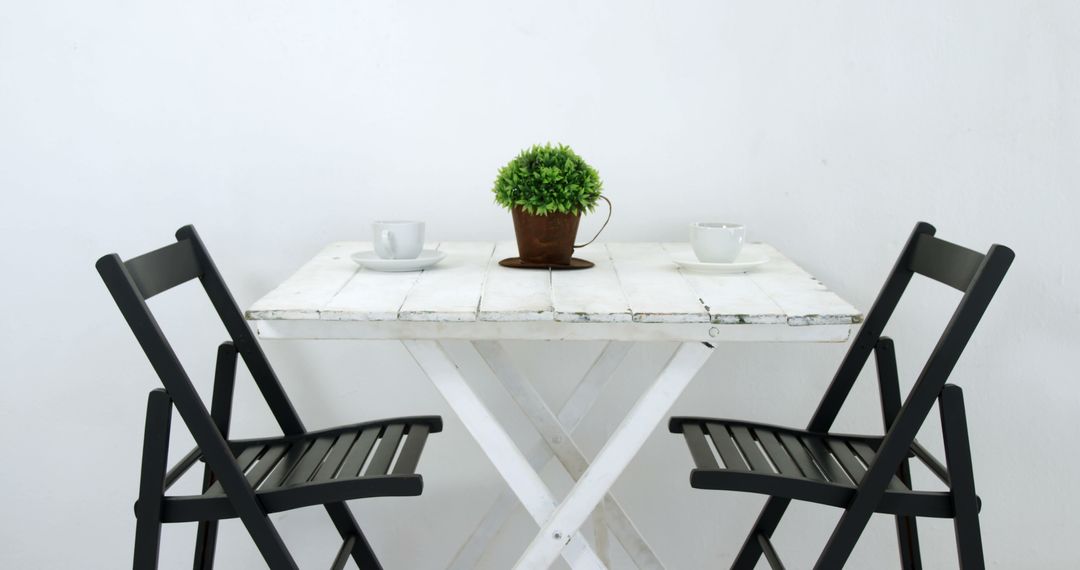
[247,242,862,342]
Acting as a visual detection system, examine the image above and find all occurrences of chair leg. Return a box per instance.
[193,467,220,570]
[134,390,172,570]
[894,514,922,570]
[814,494,879,569]
[193,519,218,570]
[192,455,221,569]
[235,513,298,570]
[194,342,238,570]
[940,386,985,569]
[323,502,382,569]
[134,507,165,570]
[730,498,791,570]
[874,338,923,569]
[894,459,923,569]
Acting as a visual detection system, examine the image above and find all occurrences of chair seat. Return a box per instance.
[159,416,442,523]
[670,417,956,518]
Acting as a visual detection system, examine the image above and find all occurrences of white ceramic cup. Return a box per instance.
[690,222,746,263]
[373,221,425,260]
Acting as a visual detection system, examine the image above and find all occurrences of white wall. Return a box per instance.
[2,0,1078,567]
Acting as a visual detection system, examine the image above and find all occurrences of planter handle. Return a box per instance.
[573,195,612,249]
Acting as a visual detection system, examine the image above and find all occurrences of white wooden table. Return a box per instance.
[247,241,861,569]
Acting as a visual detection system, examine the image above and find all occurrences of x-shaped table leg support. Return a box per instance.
[447,341,637,570]
[470,340,662,569]
[404,340,714,569]
[404,340,607,569]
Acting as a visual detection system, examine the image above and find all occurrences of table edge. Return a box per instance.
[248,319,855,343]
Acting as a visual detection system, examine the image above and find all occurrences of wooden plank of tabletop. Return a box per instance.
[398,242,495,321]
[321,242,438,321]
[550,243,633,323]
[661,242,787,325]
[245,242,360,320]
[746,244,862,325]
[606,243,710,323]
[478,242,554,322]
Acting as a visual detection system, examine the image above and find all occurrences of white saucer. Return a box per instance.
[672,254,769,274]
[351,249,446,272]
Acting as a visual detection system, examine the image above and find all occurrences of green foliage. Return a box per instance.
[492,143,603,216]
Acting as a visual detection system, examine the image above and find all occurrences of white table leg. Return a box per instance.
[447,341,634,570]
[556,342,635,433]
[402,340,606,570]
[514,342,715,569]
[593,500,610,567]
[471,340,664,569]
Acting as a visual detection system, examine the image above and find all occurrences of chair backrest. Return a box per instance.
[96,225,307,440]
[806,222,1014,437]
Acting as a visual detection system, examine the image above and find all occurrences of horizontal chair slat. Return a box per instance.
[204,444,275,496]
[223,415,442,449]
[827,439,867,483]
[756,430,800,477]
[312,431,361,483]
[392,424,432,475]
[687,469,956,518]
[681,423,719,470]
[909,234,985,292]
[282,436,337,487]
[124,239,201,299]
[777,433,826,482]
[802,437,849,484]
[161,474,426,523]
[707,423,748,472]
[337,427,381,480]
[244,444,289,489]
[366,424,405,476]
[260,441,314,490]
[672,416,882,446]
[731,426,770,472]
[849,441,909,491]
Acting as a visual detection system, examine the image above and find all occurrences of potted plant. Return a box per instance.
[492,143,611,267]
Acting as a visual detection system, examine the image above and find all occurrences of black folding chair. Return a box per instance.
[670,222,1013,569]
[97,225,442,570]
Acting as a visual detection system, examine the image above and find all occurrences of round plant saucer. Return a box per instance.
[499,257,594,270]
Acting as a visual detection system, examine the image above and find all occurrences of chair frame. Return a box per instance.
[678,222,1013,569]
[98,225,431,570]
